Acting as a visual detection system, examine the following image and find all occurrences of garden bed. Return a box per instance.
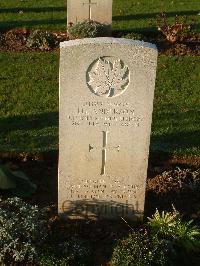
[0,28,199,56]
[0,155,200,265]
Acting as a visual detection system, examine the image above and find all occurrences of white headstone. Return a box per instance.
[67,0,113,26]
[59,38,158,221]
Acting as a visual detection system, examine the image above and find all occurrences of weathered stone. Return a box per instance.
[67,0,113,27]
[59,38,158,220]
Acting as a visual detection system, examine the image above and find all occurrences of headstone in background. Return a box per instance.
[67,0,113,28]
[59,38,158,220]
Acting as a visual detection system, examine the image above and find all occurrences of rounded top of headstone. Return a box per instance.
[60,37,157,51]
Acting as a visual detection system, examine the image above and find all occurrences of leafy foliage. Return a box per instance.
[0,197,47,264]
[62,237,92,265]
[39,252,71,266]
[148,208,200,252]
[39,237,93,266]
[0,164,36,197]
[26,30,58,50]
[122,32,146,41]
[68,20,108,39]
[148,207,178,236]
[111,230,170,266]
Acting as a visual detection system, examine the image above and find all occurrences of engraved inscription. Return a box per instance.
[64,177,143,201]
[68,101,142,127]
[87,57,130,98]
[89,131,120,175]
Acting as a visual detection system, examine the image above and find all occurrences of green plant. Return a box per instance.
[122,32,146,41]
[148,208,178,236]
[62,237,92,265]
[111,230,170,266]
[148,208,200,252]
[38,237,93,266]
[68,20,107,39]
[26,30,58,50]
[39,251,71,266]
[0,197,47,264]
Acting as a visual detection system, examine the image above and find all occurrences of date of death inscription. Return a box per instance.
[68,101,142,127]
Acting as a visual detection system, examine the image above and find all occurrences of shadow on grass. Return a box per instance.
[0,19,66,29]
[0,112,58,132]
[113,10,199,22]
[0,7,66,14]
[151,107,200,153]
[151,130,200,153]
[112,27,158,36]
[0,9,199,31]
[0,110,199,153]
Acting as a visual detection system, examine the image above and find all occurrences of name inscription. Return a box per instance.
[68,101,142,127]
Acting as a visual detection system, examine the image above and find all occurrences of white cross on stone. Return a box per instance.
[82,0,98,20]
[89,131,120,176]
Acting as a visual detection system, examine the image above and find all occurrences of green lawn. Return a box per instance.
[0,52,59,152]
[0,0,199,32]
[0,52,199,155]
[0,0,199,156]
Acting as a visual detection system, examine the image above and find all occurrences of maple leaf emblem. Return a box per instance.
[87,57,129,97]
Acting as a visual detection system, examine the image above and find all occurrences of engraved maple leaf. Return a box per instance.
[88,58,129,97]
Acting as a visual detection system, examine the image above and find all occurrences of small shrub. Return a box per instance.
[156,13,192,43]
[68,20,107,39]
[62,237,92,265]
[148,207,178,236]
[0,197,47,264]
[111,230,170,266]
[5,29,28,50]
[39,252,70,266]
[26,30,58,50]
[39,237,93,266]
[148,208,200,252]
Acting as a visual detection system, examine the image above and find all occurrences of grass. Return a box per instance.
[0,0,199,32]
[152,56,200,155]
[0,52,59,152]
[0,52,199,155]
[0,0,199,156]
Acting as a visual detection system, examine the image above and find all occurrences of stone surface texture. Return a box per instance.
[67,0,113,26]
[59,38,158,220]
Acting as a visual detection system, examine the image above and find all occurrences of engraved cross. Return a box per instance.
[82,0,97,20]
[89,131,120,176]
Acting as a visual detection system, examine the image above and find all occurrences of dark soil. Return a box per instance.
[0,28,199,56]
[156,39,200,56]
[0,154,200,265]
